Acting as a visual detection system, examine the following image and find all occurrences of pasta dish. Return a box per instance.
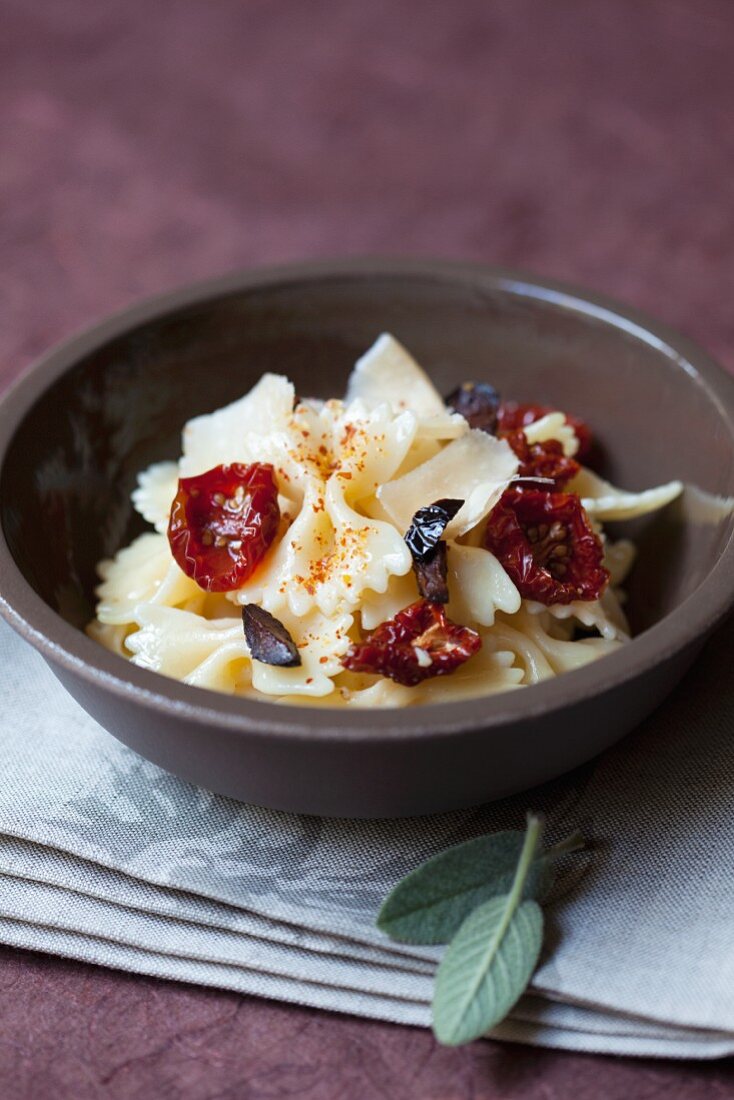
[88,335,682,707]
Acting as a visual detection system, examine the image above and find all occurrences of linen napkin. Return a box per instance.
[2,614,734,1058]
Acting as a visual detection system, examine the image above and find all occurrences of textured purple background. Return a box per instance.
[3,0,734,1095]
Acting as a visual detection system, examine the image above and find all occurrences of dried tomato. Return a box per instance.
[503,429,580,489]
[484,488,609,604]
[444,382,501,434]
[343,599,481,686]
[497,401,592,461]
[168,463,280,592]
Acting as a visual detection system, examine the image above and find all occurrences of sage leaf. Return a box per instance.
[432,895,543,1045]
[432,815,544,1045]
[377,829,552,945]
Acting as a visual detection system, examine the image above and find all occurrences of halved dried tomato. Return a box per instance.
[497,401,593,461]
[168,463,280,592]
[503,429,580,489]
[484,487,609,604]
[343,599,481,686]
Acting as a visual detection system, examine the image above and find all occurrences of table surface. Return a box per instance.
[3,0,734,1095]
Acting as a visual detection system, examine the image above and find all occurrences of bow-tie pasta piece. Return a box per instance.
[132,461,179,534]
[481,617,555,684]
[94,533,205,626]
[524,586,630,643]
[335,401,418,492]
[360,573,419,631]
[231,402,417,620]
[250,607,354,697]
[339,677,417,708]
[86,620,133,658]
[126,605,247,690]
[246,397,336,500]
[523,412,579,457]
[230,479,334,617]
[320,406,418,614]
[445,543,521,628]
[411,648,525,705]
[510,604,624,675]
[323,479,413,617]
[335,649,522,708]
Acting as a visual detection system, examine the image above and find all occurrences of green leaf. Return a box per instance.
[377,829,553,945]
[432,895,543,1045]
[431,815,545,1045]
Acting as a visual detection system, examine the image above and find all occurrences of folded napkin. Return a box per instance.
[2,615,734,1058]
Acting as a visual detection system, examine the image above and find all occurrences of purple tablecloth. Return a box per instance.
[2,0,734,1094]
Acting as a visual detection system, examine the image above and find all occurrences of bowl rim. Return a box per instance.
[1,256,734,743]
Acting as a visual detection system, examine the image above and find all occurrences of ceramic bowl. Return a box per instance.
[1,260,734,817]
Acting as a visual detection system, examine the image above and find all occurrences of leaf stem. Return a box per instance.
[452,814,544,1026]
[546,830,585,859]
[506,814,543,915]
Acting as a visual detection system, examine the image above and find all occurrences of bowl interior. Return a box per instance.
[2,269,734,645]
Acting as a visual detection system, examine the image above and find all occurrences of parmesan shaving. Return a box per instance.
[376,430,518,538]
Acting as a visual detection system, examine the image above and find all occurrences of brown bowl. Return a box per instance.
[1,260,734,817]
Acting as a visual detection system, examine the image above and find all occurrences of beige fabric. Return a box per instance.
[1,617,733,1057]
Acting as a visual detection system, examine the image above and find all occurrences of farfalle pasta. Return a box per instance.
[88,335,683,707]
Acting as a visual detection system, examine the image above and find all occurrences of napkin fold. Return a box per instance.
[2,615,734,1058]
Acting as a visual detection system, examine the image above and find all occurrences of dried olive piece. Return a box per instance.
[404,499,464,561]
[445,381,501,434]
[414,541,450,604]
[242,604,302,667]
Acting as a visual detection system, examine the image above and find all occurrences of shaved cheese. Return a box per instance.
[413,412,468,439]
[571,468,683,521]
[377,430,518,537]
[346,333,464,438]
[181,373,295,476]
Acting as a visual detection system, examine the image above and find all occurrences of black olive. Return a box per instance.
[404,498,464,562]
[414,542,450,604]
[242,604,302,667]
[445,381,501,434]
